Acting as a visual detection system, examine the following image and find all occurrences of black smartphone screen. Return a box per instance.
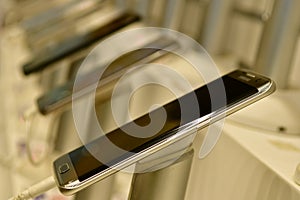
[68,71,258,181]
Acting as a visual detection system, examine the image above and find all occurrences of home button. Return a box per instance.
[59,163,70,174]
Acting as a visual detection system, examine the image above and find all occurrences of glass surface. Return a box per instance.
[69,74,257,181]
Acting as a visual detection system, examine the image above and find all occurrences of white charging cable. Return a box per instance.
[24,106,58,166]
[8,176,57,200]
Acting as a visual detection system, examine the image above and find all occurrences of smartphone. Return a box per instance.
[53,69,275,195]
[21,0,103,34]
[26,2,116,52]
[22,11,140,75]
[37,36,179,115]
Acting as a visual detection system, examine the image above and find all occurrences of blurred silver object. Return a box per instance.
[201,0,235,54]
[128,148,194,200]
[255,0,300,89]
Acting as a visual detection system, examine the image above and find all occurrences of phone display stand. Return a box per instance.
[126,131,196,200]
[132,133,195,173]
[128,148,194,200]
[228,89,300,135]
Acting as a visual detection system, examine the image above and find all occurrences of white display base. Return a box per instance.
[185,122,300,200]
[228,89,300,135]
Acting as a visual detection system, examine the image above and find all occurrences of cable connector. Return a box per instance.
[8,176,56,200]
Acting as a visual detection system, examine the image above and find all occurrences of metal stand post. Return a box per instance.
[255,0,300,89]
[128,149,194,200]
[201,0,234,54]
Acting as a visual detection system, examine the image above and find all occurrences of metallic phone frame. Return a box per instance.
[53,70,276,195]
